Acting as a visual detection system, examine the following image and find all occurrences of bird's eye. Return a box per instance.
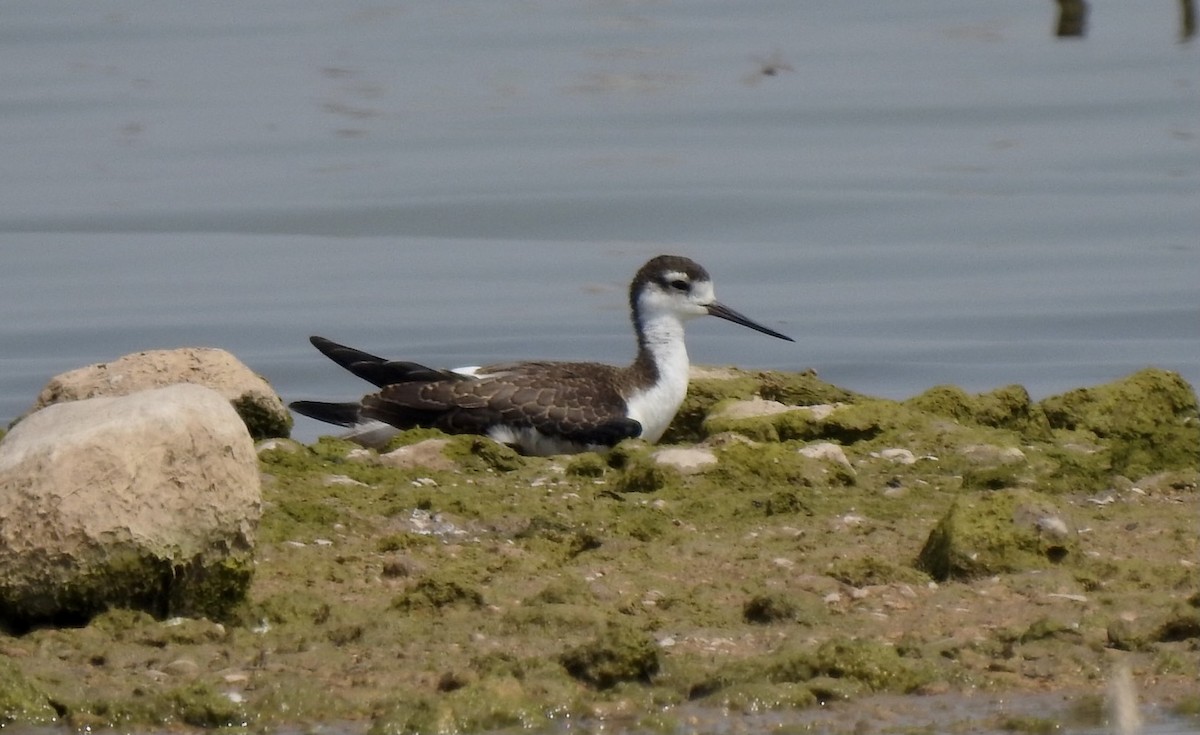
[669,279,689,291]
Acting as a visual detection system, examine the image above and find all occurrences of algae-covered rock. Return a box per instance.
[1107,604,1200,652]
[560,622,660,688]
[743,592,800,624]
[916,489,1078,581]
[663,370,765,442]
[826,555,930,588]
[1039,368,1199,477]
[393,573,486,612]
[664,368,855,443]
[0,384,260,629]
[705,399,895,444]
[906,385,977,423]
[167,681,248,728]
[765,638,934,694]
[694,636,934,706]
[905,384,1050,440]
[370,676,552,735]
[614,456,675,493]
[973,385,1052,440]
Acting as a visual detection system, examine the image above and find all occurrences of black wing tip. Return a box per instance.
[289,400,363,427]
[562,417,642,447]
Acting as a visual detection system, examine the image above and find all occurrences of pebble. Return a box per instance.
[164,658,199,677]
[652,447,717,473]
[798,442,853,470]
[323,474,367,487]
[345,448,379,464]
[875,448,917,465]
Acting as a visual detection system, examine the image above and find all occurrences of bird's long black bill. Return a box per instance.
[707,302,794,342]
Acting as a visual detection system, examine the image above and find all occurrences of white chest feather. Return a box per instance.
[623,321,691,444]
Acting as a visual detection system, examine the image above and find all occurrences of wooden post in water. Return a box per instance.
[1055,0,1088,37]
[1182,0,1197,40]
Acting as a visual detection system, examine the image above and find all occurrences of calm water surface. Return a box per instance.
[2,8,1198,733]
[1,1,1197,449]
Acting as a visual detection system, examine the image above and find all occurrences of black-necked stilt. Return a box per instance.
[290,255,793,455]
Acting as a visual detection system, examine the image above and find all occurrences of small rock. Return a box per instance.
[802,403,841,420]
[798,442,853,469]
[164,659,200,677]
[323,474,367,487]
[652,447,717,474]
[256,438,305,455]
[346,448,379,464]
[380,438,457,471]
[961,443,1027,465]
[700,432,758,448]
[707,397,803,421]
[874,448,917,465]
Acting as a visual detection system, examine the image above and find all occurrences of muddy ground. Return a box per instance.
[1,367,1198,734]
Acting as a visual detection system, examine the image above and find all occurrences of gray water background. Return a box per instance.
[1,2,1197,443]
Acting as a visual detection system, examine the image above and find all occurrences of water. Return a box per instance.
[1,1,1197,447]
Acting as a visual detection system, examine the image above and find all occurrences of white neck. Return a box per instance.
[625,311,691,443]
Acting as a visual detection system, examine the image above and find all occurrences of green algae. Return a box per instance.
[960,464,1024,491]
[166,681,247,728]
[973,385,1052,440]
[906,384,1052,441]
[560,622,661,689]
[447,435,526,471]
[706,681,818,711]
[381,426,455,451]
[0,657,58,726]
[742,592,801,624]
[565,451,608,477]
[231,394,292,441]
[614,456,675,493]
[825,555,930,588]
[1,367,1196,731]
[663,369,858,444]
[758,369,862,406]
[1036,442,1112,494]
[0,545,253,632]
[392,573,487,612]
[779,638,935,693]
[906,384,977,423]
[369,676,556,735]
[696,636,936,703]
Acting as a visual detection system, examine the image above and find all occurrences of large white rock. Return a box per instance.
[0,383,261,628]
[25,347,291,440]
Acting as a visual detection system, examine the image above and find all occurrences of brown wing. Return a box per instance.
[360,361,642,445]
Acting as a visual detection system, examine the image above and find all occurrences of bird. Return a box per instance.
[290,255,793,455]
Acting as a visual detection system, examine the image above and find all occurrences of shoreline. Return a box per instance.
[2,366,1197,733]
